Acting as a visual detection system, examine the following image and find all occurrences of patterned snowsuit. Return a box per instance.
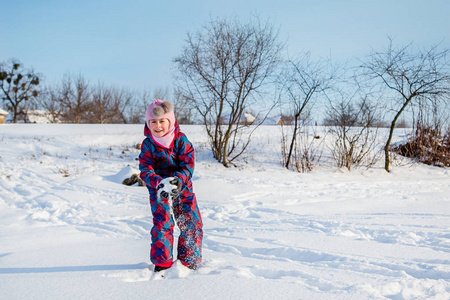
[139,122,203,268]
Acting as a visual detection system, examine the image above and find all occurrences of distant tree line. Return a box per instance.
[0,61,194,125]
[2,17,449,172]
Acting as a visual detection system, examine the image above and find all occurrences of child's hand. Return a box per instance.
[157,177,182,199]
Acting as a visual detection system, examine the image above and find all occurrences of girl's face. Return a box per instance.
[149,118,170,137]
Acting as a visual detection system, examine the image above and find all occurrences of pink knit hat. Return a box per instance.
[145,99,176,130]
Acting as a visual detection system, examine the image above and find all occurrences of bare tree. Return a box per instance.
[280,120,323,172]
[89,84,113,123]
[37,87,63,123]
[361,38,450,172]
[111,87,134,123]
[412,93,450,132]
[0,59,40,123]
[326,94,381,171]
[88,85,133,123]
[173,87,195,124]
[279,53,336,169]
[153,87,170,100]
[56,74,92,123]
[128,89,153,124]
[174,17,283,167]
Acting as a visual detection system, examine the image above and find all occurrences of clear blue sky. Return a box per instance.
[1,0,449,92]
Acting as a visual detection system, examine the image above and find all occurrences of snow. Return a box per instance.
[0,123,449,300]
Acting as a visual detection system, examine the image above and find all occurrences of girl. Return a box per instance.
[139,99,203,272]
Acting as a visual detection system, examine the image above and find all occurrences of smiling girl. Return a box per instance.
[139,99,203,272]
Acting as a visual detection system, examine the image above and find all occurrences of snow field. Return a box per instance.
[0,124,449,299]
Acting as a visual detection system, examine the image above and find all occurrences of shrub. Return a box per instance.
[392,123,449,167]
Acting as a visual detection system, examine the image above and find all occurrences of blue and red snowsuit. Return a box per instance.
[139,122,203,268]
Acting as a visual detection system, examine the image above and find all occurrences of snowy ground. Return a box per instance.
[0,124,449,300]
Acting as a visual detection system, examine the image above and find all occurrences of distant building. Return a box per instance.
[0,108,8,124]
[276,116,285,126]
[25,110,59,123]
[244,112,256,125]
